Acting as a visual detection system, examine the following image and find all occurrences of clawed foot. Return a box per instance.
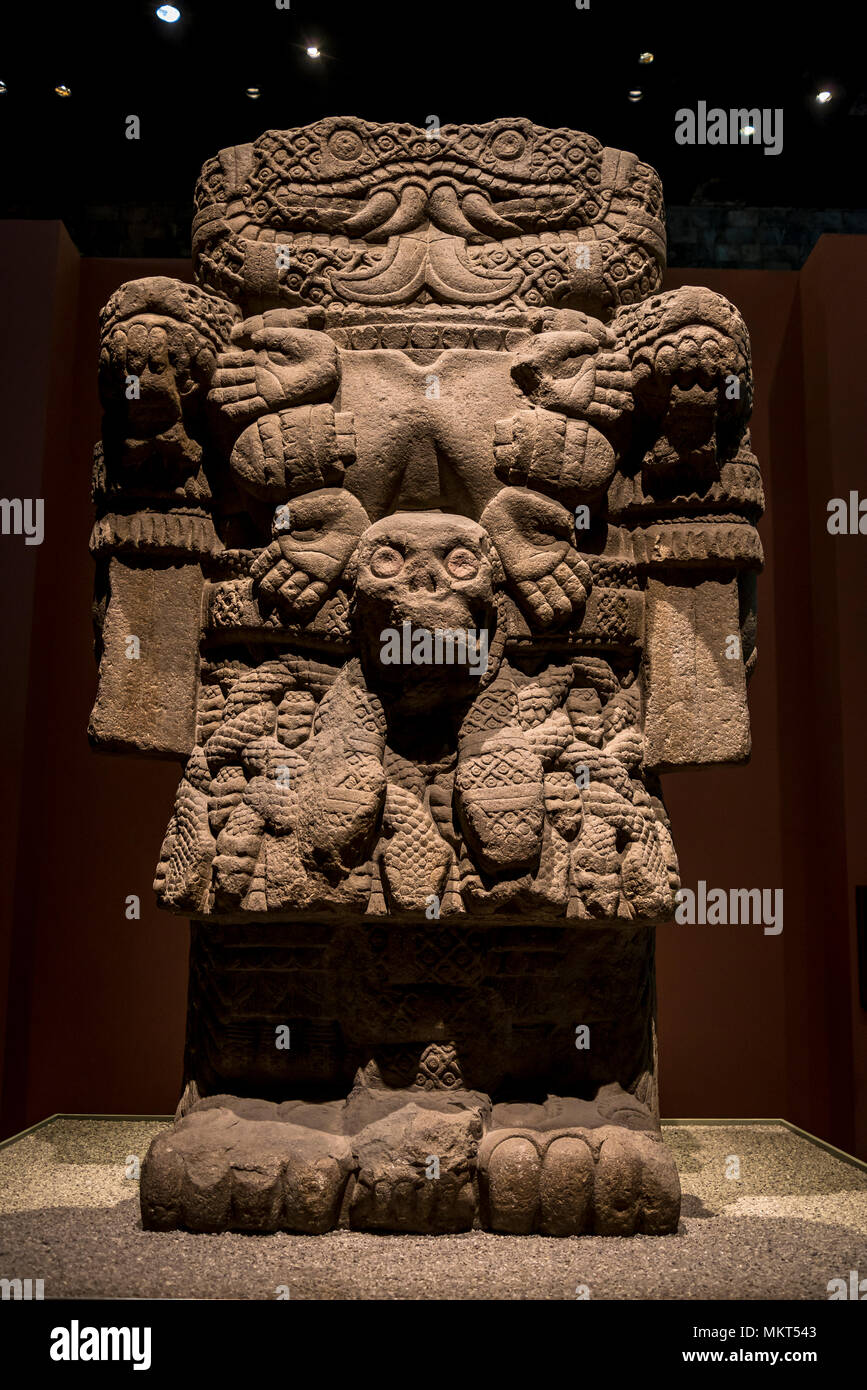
[140,1087,680,1236]
[140,1102,353,1234]
[478,1123,679,1236]
[141,1090,485,1235]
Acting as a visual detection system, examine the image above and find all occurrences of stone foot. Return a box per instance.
[477,1122,680,1236]
[140,1100,353,1234]
[141,1086,679,1236]
[140,1088,486,1234]
[348,1101,481,1233]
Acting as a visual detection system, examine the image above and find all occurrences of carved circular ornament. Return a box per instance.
[328,128,365,162]
[489,129,526,161]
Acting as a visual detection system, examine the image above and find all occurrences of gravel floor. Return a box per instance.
[0,1118,865,1300]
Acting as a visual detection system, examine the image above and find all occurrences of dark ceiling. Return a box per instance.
[1,0,863,239]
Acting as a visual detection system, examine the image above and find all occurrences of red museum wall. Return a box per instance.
[1,224,865,1157]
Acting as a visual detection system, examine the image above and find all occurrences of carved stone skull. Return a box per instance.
[352,511,499,711]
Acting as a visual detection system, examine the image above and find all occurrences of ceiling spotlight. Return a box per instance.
[306,46,320,58]
[740,124,756,136]
[639,52,654,64]
[628,89,643,102]
[816,89,832,103]
[55,84,71,97]
[246,87,261,99]
[156,5,181,22]
[0,81,7,94]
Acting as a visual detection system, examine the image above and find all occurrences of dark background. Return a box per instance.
[1,1,865,1155]
[2,0,865,243]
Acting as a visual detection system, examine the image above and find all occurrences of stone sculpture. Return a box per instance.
[89,118,763,1236]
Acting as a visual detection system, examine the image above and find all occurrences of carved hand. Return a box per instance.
[250,488,369,619]
[511,323,633,429]
[481,487,592,630]
[209,310,340,430]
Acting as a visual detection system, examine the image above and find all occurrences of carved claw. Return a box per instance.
[364,184,428,241]
[460,190,521,238]
[427,184,486,243]
[340,189,400,238]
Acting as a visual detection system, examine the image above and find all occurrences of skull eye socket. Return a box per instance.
[369,544,404,578]
[446,546,480,580]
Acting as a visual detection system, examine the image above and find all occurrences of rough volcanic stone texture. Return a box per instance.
[87,118,765,1235]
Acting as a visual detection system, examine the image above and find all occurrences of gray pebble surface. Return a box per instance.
[0,1119,865,1300]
